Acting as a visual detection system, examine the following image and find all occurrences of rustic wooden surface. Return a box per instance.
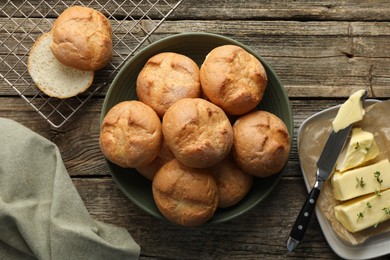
[1,1,390,259]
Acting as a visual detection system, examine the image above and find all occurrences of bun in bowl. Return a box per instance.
[136,139,175,180]
[152,159,218,227]
[200,45,267,115]
[136,52,201,117]
[162,98,233,168]
[211,155,253,208]
[100,101,162,168]
[232,110,290,177]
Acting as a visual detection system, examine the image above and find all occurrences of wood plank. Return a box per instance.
[73,177,342,259]
[1,0,390,21]
[172,0,390,21]
[2,19,389,98]
[1,1,389,259]
[0,97,347,178]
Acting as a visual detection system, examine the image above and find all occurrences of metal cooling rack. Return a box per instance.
[0,0,182,128]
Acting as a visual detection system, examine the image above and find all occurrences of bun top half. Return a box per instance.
[51,6,112,71]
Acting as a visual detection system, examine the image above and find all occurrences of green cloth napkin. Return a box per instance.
[0,118,140,260]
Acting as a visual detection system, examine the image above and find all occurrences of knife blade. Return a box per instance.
[287,91,368,252]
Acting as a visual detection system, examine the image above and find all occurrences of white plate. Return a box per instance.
[298,99,390,259]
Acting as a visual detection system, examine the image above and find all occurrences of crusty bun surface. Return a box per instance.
[232,110,290,177]
[136,139,175,180]
[152,159,218,226]
[27,32,94,98]
[100,101,162,168]
[136,52,201,117]
[211,155,253,208]
[200,45,268,115]
[162,98,233,168]
[51,6,112,71]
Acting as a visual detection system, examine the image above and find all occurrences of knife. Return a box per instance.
[287,91,368,252]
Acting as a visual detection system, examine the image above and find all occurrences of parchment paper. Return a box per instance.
[299,100,390,245]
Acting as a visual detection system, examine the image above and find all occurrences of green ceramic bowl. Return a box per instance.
[101,32,293,224]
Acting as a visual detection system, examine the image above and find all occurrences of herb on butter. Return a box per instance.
[353,142,370,152]
[356,177,366,188]
[354,171,388,226]
[354,142,360,150]
[357,212,364,221]
[374,207,390,228]
[357,202,373,222]
[374,171,383,185]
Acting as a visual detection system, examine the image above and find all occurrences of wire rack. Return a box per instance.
[0,0,182,128]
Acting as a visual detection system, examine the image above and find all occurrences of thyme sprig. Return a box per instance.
[356,177,366,188]
[374,207,390,228]
[354,142,360,150]
[357,202,373,222]
[374,171,383,185]
[353,141,370,151]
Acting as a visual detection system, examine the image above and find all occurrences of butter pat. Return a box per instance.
[332,159,390,201]
[332,89,366,132]
[335,188,390,233]
[336,128,379,172]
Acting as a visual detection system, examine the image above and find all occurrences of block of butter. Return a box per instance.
[335,188,390,233]
[336,128,379,172]
[332,89,366,133]
[332,159,390,201]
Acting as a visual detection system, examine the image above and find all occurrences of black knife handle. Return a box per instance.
[289,186,321,243]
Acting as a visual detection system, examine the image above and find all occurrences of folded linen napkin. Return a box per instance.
[0,118,140,260]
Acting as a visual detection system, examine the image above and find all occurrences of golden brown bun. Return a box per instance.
[232,111,290,177]
[210,155,253,208]
[51,6,112,71]
[100,101,162,168]
[136,52,201,117]
[136,139,175,180]
[162,98,233,168]
[152,159,218,226]
[200,45,267,115]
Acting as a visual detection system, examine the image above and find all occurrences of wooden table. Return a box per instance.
[1,1,389,259]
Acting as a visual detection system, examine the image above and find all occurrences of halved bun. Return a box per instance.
[27,32,94,99]
[50,6,112,71]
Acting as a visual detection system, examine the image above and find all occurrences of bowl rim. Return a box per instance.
[100,32,294,224]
